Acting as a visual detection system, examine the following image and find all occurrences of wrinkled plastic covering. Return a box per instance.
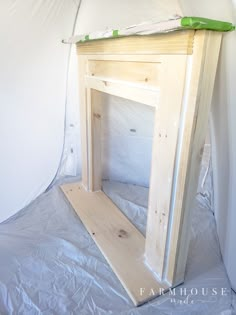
[65,16,235,44]
[58,94,156,188]
[64,16,182,43]
[0,0,80,222]
[0,147,235,314]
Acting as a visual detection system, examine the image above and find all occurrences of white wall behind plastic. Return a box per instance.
[0,0,80,223]
[75,0,181,34]
[179,0,236,292]
[101,95,155,186]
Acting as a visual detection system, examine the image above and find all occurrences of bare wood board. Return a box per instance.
[61,182,168,306]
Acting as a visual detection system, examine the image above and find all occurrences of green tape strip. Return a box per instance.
[112,30,119,37]
[76,17,235,44]
[181,17,235,32]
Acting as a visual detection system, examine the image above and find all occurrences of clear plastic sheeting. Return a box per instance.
[0,0,81,222]
[0,163,234,314]
[101,95,155,187]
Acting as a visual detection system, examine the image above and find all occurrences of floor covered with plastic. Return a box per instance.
[0,173,235,315]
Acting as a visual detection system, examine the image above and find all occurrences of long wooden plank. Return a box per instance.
[86,55,163,62]
[88,60,161,88]
[78,56,89,189]
[165,31,223,286]
[85,76,159,107]
[87,89,102,191]
[77,31,194,55]
[61,182,168,306]
[145,55,187,278]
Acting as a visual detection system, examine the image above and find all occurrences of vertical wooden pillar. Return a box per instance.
[166,31,222,286]
[78,56,89,190]
[145,31,222,286]
[145,55,188,278]
[87,89,102,191]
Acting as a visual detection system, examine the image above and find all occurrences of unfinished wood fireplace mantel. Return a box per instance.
[61,30,222,306]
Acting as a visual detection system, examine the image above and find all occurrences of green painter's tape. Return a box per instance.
[112,30,119,37]
[75,17,235,44]
[181,17,235,32]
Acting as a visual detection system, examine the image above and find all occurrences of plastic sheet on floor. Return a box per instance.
[0,177,233,314]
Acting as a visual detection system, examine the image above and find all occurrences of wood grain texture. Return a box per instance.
[85,76,159,107]
[61,182,168,306]
[145,55,188,277]
[77,31,194,55]
[88,60,161,88]
[86,55,163,62]
[78,56,89,189]
[87,89,102,191]
[165,31,222,286]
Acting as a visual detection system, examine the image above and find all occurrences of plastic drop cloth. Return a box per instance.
[0,147,235,314]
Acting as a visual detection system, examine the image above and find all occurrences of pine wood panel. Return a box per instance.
[78,56,89,189]
[85,76,159,107]
[165,30,222,285]
[61,182,168,306]
[77,31,194,55]
[145,55,188,277]
[88,60,161,88]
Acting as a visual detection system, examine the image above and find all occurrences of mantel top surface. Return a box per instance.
[63,16,235,45]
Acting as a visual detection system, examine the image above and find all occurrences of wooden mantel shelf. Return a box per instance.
[61,30,222,306]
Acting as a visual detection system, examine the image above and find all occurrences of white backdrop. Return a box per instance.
[0,0,80,222]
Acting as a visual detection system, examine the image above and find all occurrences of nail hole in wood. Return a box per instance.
[118,229,128,238]
[94,113,101,119]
